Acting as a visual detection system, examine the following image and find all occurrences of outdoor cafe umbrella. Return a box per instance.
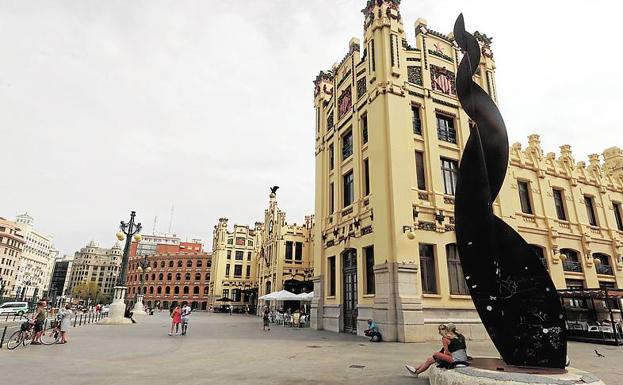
[259,290,300,301]
[296,291,314,301]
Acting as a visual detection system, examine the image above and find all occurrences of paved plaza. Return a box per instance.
[0,312,621,385]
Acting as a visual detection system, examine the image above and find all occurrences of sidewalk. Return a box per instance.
[0,312,620,385]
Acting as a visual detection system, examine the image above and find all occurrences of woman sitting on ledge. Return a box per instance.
[405,323,468,377]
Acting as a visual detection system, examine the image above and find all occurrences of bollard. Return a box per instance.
[74,315,77,327]
[79,314,83,326]
[0,326,7,349]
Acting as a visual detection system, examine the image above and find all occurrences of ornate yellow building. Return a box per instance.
[208,191,314,312]
[310,0,623,341]
[256,191,314,302]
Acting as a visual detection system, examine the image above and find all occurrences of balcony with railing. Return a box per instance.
[563,260,583,273]
[437,127,457,144]
[596,264,614,276]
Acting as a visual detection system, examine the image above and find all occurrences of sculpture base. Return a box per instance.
[132,294,146,315]
[429,358,605,385]
[98,286,132,325]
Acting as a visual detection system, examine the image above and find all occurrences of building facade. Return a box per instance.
[256,192,314,303]
[0,217,25,297]
[67,241,122,299]
[129,233,182,257]
[126,250,211,310]
[48,254,74,299]
[13,213,54,299]
[311,0,623,341]
[208,219,261,310]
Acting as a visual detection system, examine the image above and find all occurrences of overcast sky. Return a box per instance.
[1,0,621,255]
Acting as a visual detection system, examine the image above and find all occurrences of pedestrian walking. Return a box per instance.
[31,300,47,345]
[262,306,271,331]
[58,304,73,344]
[181,302,191,336]
[229,304,233,315]
[169,305,181,336]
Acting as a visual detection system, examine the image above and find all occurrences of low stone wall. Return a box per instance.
[429,365,605,385]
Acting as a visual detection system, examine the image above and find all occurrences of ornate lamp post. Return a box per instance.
[100,211,142,325]
[132,253,151,315]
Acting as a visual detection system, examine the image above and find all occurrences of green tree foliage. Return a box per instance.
[71,282,100,302]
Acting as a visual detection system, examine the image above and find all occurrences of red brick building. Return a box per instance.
[127,250,212,310]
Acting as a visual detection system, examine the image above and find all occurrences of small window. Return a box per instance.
[364,246,375,294]
[613,202,623,231]
[234,265,242,277]
[187,260,193,268]
[343,170,354,207]
[412,106,422,135]
[419,244,437,294]
[446,244,468,295]
[227,250,231,259]
[584,196,598,226]
[518,181,533,214]
[329,183,335,214]
[196,260,202,267]
[225,264,230,276]
[295,242,303,261]
[195,272,201,281]
[361,115,368,144]
[329,144,334,171]
[246,265,251,278]
[553,189,567,221]
[342,130,353,160]
[328,256,336,296]
[440,158,458,196]
[436,114,456,143]
[363,159,370,196]
[176,273,181,280]
[247,252,251,261]
[185,273,191,280]
[177,260,183,268]
[235,251,244,260]
[415,151,426,190]
[285,241,293,260]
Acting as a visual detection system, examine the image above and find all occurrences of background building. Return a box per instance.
[48,254,74,301]
[67,241,122,301]
[311,0,623,341]
[256,191,314,309]
[13,213,54,299]
[130,233,181,257]
[126,246,211,310]
[208,219,261,310]
[0,217,25,298]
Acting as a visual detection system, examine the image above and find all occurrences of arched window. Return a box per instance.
[204,287,209,294]
[197,260,202,268]
[183,286,189,294]
[176,273,181,281]
[561,249,582,272]
[205,273,210,281]
[594,253,614,275]
[169,261,174,268]
[529,244,548,269]
[193,286,199,294]
[151,273,156,281]
[187,260,193,268]
[178,260,183,268]
[185,273,191,281]
[167,273,172,281]
[159,273,164,280]
[149,286,154,294]
[157,286,162,294]
[446,244,468,295]
[165,286,171,294]
[174,286,180,294]
[195,273,201,281]
[160,261,165,268]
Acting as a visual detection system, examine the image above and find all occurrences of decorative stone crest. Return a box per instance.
[338,87,352,118]
[430,65,456,96]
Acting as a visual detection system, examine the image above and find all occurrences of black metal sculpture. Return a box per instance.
[453,14,567,368]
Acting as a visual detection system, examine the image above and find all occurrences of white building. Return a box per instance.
[135,233,180,256]
[13,213,54,298]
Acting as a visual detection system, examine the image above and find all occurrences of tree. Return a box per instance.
[71,282,100,302]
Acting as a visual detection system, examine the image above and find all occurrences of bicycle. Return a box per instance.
[6,316,34,350]
[41,318,62,345]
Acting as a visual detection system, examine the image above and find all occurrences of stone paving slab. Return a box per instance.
[0,312,620,385]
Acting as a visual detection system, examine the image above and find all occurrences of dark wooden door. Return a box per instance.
[342,249,358,334]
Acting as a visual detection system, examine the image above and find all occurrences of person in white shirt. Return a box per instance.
[181,302,192,336]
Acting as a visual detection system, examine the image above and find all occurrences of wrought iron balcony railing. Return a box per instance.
[563,260,582,273]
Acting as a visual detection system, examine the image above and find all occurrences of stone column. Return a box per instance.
[132,294,147,315]
[310,275,324,330]
[373,262,423,342]
[98,286,132,325]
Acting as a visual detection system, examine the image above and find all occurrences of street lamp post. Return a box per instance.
[132,255,152,315]
[99,210,142,325]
